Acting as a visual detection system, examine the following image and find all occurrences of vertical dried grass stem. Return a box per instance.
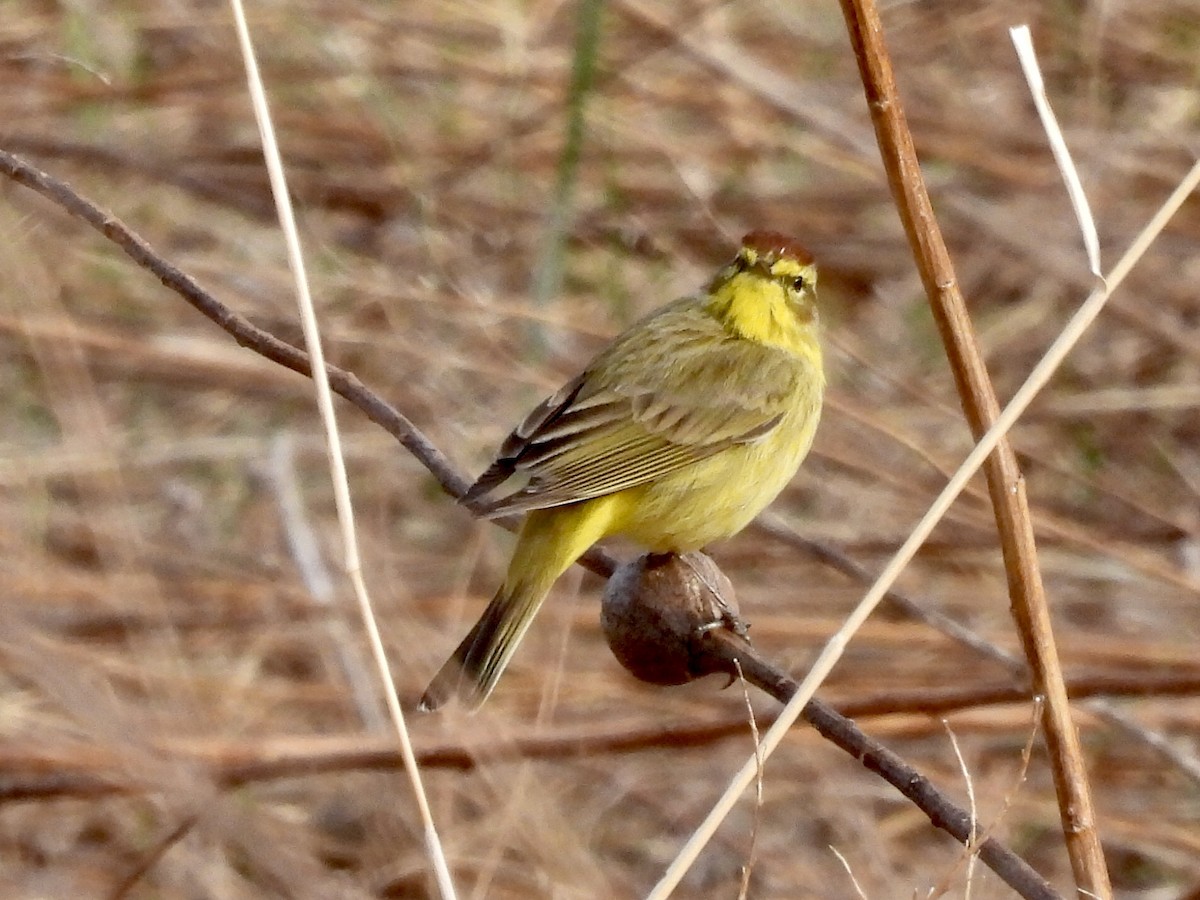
[226,3,456,898]
[733,660,763,900]
[529,0,604,346]
[1010,25,1102,279]
[836,1,1109,894]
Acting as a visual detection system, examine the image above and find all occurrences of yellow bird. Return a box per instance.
[420,231,824,710]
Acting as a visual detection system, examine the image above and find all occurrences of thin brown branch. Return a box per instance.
[2,153,464,492]
[759,515,1200,790]
[714,632,1061,900]
[108,814,200,900]
[834,3,1111,895]
[0,147,617,579]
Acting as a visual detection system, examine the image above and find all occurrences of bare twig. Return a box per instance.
[108,814,201,900]
[5,149,469,495]
[709,630,1061,900]
[0,150,623,575]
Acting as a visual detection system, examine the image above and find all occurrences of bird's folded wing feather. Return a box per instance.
[463,312,804,516]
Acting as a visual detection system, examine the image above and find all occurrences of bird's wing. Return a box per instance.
[463,309,806,516]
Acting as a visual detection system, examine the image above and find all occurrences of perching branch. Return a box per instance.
[0,148,617,580]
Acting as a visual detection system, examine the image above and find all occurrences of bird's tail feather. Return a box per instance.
[418,579,545,711]
[419,497,624,712]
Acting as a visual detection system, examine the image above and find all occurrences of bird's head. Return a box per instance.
[706,231,819,349]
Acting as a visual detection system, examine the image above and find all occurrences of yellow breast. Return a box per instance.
[612,375,822,552]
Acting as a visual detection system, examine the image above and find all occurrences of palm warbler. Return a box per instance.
[421,231,824,710]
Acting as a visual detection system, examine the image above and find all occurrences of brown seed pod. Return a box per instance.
[600,551,744,686]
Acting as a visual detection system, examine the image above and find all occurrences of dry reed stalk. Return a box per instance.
[226,2,456,894]
[835,1,1111,894]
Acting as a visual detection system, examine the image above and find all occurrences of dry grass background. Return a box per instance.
[2,0,1200,897]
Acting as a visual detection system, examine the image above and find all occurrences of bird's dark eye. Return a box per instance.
[791,276,806,291]
[732,255,749,274]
